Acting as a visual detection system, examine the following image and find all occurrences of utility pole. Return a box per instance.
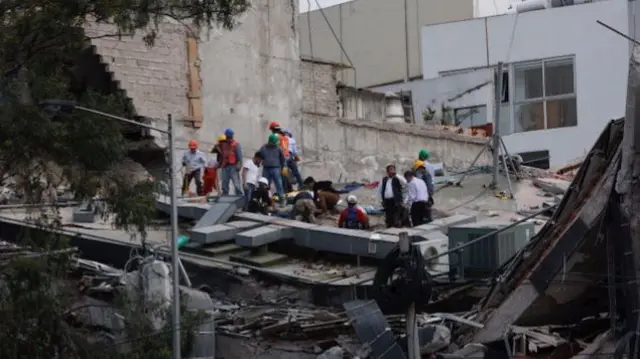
[399,231,420,359]
[403,0,410,83]
[168,114,182,359]
[491,62,504,189]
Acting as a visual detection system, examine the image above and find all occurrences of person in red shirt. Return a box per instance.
[338,195,370,229]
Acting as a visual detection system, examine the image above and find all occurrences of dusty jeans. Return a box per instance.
[293,198,317,223]
[221,166,242,196]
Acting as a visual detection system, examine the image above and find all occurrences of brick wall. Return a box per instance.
[300,60,337,117]
[83,21,189,122]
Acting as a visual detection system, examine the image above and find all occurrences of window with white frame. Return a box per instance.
[454,105,487,127]
[513,57,577,133]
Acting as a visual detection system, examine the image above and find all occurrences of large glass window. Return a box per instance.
[454,105,487,127]
[513,57,577,133]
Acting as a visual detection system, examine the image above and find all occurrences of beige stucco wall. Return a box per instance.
[299,0,474,87]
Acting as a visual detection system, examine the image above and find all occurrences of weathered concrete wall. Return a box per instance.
[301,60,337,117]
[85,0,301,193]
[193,0,301,157]
[300,118,491,182]
[83,21,189,123]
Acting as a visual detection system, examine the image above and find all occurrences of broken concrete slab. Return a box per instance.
[304,227,398,259]
[379,227,428,236]
[429,214,477,234]
[189,220,264,244]
[189,224,236,244]
[532,177,571,194]
[409,224,440,233]
[269,218,319,243]
[155,195,211,221]
[232,212,278,224]
[193,201,240,229]
[235,225,293,247]
[73,208,95,223]
[229,251,289,267]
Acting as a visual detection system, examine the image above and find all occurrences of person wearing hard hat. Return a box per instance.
[259,133,287,207]
[181,139,206,195]
[282,130,304,190]
[247,177,275,214]
[242,151,264,210]
[418,149,437,185]
[219,128,243,196]
[202,134,226,195]
[268,122,291,187]
[338,195,369,229]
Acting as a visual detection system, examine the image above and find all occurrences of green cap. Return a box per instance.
[268,133,280,145]
[418,149,430,160]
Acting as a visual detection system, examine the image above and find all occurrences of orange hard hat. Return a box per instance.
[268,121,281,130]
[188,139,198,149]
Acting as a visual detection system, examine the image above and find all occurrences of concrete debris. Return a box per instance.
[317,346,345,359]
[532,177,571,194]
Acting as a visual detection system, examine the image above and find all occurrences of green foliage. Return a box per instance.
[0,0,248,357]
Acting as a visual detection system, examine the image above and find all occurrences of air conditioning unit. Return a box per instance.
[448,219,535,276]
[412,231,450,276]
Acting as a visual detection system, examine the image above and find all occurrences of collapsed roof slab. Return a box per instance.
[235,225,294,247]
[189,220,262,244]
[471,119,624,344]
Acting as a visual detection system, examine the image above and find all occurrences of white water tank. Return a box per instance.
[516,0,549,13]
[384,92,405,123]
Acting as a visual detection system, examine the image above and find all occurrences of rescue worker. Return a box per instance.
[283,130,304,190]
[242,151,264,210]
[418,148,437,185]
[377,164,407,228]
[203,134,225,195]
[181,139,206,195]
[247,177,275,214]
[219,128,243,196]
[268,122,291,190]
[259,134,287,207]
[414,160,434,223]
[291,177,317,223]
[404,171,429,226]
[338,195,369,229]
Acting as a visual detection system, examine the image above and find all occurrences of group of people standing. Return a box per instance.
[180,122,305,210]
[378,149,436,228]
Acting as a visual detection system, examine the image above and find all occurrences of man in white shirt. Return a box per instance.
[377,165,407,228]
[242,151,264,210]
[404,170,430,226]
[181,139,206,195]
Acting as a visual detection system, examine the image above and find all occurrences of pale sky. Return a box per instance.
[299,0,519,17]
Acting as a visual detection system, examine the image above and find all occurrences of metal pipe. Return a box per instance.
[75,105,168,134]
[425,204,558,263]
[491,62,503,189]
[168,114,182,359]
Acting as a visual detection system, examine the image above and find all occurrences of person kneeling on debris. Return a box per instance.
[182,139,206,195]
[290,177,317,223]
[247,177,275,214]
[338,195,369,229]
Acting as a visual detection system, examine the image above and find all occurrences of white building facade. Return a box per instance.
[376,0,632,168]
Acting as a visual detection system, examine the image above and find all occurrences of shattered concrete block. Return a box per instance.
[305,227,398,259]
[233,212,278,224]
[73,208,95,223]
[235,225,293,247]
[189,224,237,244]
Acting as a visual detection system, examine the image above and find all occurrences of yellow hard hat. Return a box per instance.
[217,134,226,142]
[413,160,425,170]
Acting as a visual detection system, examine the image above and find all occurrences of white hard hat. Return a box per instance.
[258,177,269,185]
[346,195,357,204]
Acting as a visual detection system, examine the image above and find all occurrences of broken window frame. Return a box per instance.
[512,56,577,133]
